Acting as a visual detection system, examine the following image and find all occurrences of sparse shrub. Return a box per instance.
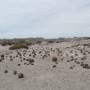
[70,56,74,59]
[18,73,24,78]
[10,59,13,61]
[9,56,12,58]
[13,70,17,75]
[88,52,90,54]
[74,61,80,64]
[1,54,4,60]
[48,40,54,43]
[67,60,70,62]
[75,53,78,56]
[4,70,8,73]
[61,58,63,61]
[18,64,21,66]
[83,52,86,55]
[36,41,42,44]
[29,54,31,56]
[13,56,15,58]
[70,65,75,69]
[83,43,90,47]
[1,40,12,46]
[56,41,59,43]
[1,54,4,57]
[26,42,32,46]
[24,63,27,65]
[52,65,56,68]
[28,58,35,65]
[20,60,22,62]
[23,58,26,60]
[16,55,18,57]
[70,50,73,53]
[0,59,2,62]
[52,57,58,63]
[81,63,90,69]
[81,56,86,60]
[42,55,47,59]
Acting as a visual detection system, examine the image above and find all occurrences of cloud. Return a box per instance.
[0,0,90,38]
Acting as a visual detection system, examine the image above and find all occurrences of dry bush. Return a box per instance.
[52,65,56,68]
[18,73,24,78]
[28,58,35,65]
[1,54,4,60]
[4,70,8,74]
[81,63,90,69]
[52,57,58,63]
[13,70,17,75]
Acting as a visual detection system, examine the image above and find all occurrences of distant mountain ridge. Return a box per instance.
[0,37,90,46]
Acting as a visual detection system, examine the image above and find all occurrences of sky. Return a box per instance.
[0,0,90,38]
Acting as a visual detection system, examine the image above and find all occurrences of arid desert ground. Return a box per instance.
[0,39,90,90]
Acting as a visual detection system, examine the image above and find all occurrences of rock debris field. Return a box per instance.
[0,40,90,90]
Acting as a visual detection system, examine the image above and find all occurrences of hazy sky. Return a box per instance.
[0,0,90,38]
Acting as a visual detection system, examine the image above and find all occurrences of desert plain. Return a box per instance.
[0,39,90,90]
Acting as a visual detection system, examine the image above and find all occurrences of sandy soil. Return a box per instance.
[0,40,90,90]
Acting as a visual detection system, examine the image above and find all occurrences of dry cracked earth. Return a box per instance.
[0,40,90,90]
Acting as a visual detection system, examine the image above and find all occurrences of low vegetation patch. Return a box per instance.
[9,39,29,50]
[9,43,28,50]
